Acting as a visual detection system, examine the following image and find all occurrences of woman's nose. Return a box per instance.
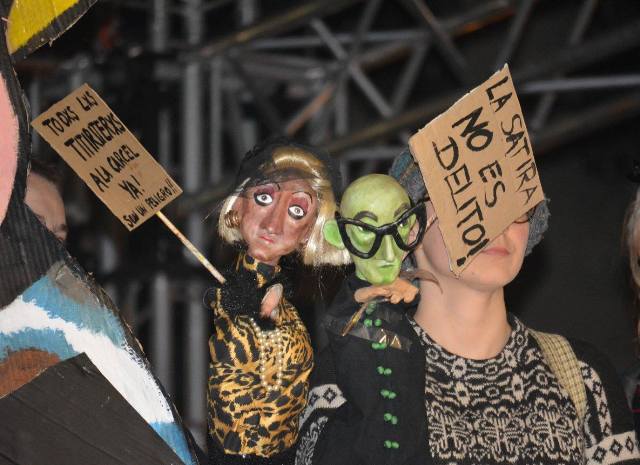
[260,200,286,234]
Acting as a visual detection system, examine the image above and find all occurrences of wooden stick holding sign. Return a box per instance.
[31,83,226,284]
[155,212,225,283]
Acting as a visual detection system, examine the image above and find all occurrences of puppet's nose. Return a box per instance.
[380,235,396,262]
[260,201,285,234]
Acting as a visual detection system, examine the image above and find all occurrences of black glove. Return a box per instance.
[204,271,287,331]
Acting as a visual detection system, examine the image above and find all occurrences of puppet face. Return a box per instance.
[234,179,317,265]
[416,200,529,292]
[330,174,417,285]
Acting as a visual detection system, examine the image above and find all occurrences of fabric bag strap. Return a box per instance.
[530,330,587,424]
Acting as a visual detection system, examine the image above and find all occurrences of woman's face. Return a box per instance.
[234,179,318,265]
[416,201,529,292]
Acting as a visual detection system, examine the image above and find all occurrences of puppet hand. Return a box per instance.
[354,278,418,305]
[260,284,283,321]
[354,286,392,303]
[386,277,419,304]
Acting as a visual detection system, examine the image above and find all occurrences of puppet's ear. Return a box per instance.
[323,219,345,249]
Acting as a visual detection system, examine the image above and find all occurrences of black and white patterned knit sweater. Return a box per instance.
[296,275,640,465]
[410,316,640,465]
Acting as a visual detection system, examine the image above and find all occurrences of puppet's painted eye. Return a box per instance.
[254,192,273,206]
[288,205,306,219]
[353,225,372,237]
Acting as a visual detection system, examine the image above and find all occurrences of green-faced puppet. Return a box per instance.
[324,174,427,285]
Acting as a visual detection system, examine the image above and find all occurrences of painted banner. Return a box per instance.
[409,64,544,275]
[0,2,200,462]
[32,84,182,230]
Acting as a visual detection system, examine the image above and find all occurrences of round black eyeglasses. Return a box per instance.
[335,199,428,259]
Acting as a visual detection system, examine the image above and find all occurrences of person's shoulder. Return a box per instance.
[566,337,637,434]
[560,336,625,400]
[524,325,616,379]
[566,337,621,381]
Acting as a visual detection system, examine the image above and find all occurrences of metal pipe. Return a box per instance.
[237,0,258,27]
[515,19,640,82]
[250,29,430,50]
[225,88,247,156]
[533,91,640,155]
[246,0,516,51]
[189,0,366,60]
[285,82,336,136]
[225,53,285,134]
[312,11,393,118]
[325,18,640,155]
[348,64,393,117]
[182,0,207,444]
[151,273,173,394]
[234,52,326,82]
[202,0,234,13]
[158,108,172,171]
[403,0,470,84]
[209,58,223,184]
[531,0,599,130]
[493,0,536,68]
[151,0,169,53]
[335,78,349,137]
[340,145,405,161]
[521,75,640,94]
[391,40,430,114]
[186,284,208,447]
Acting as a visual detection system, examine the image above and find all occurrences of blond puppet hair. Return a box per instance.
[218,146,351,267]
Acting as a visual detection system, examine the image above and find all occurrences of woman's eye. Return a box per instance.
[254,192,273,206]
[288,205,306,219]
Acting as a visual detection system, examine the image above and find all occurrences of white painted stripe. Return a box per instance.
[0,298,174,424]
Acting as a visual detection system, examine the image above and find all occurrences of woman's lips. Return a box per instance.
[481,246,509,256]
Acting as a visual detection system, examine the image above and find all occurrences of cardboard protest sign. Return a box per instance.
[32,84,182,231]
[409,64,544,275]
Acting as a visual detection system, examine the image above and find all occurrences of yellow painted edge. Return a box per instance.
[7,0,79,54]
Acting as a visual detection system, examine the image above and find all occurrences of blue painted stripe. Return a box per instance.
[0,328,78,361]
[21,275,125,347]
[6,276,197,465]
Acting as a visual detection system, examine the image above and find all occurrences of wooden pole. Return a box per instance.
[156,211,226,284]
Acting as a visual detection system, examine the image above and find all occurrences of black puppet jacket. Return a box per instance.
[295,273,430,465]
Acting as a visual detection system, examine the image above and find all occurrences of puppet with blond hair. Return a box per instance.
[204,138,349,465]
